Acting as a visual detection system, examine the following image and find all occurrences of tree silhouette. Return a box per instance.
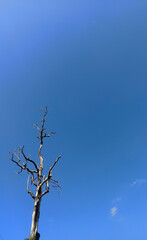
[10,107,61,240]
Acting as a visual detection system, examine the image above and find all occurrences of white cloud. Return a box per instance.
[131,178,146,187]
[111,207,117,217]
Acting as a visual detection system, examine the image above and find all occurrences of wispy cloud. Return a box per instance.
[112,197,121,204]
[131,178,146,187]
[111,207,117,217]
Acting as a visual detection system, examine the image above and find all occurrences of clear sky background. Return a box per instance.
[0,0,147,239]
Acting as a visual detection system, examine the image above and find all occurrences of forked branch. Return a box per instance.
[39,155,61,189]
[41,180,49,197]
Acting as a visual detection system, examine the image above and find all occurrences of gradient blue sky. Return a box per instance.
[1,0,147,239]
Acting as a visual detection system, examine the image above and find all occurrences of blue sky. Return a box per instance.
[0,0,147,239]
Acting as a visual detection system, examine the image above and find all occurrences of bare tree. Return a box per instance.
[9,107,61,240]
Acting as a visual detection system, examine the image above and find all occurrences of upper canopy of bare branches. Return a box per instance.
[10,106,61,199]
[34,106,56,144]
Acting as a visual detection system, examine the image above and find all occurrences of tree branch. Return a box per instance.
[41,180,49,197]
[30,174,37,187]
[10,152,24,174]
[21,146,39,172]
[48,155,61,178]
[10,150,38,181]
[50,179,62,189]
[42,131,56,139]
[34,123,41,132]
[34,106,56,143]
[50,184,61,196]
[39,155,61,189]
[27,174,35,199]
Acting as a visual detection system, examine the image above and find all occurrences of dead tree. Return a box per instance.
[9,107,61,240]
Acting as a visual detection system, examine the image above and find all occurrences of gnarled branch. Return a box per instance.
[10,149,38,187]
[27,174,35,199]
[21,146,39,172]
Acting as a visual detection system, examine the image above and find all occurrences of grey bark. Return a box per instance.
[30,142,43,239]
[30,192,41,238]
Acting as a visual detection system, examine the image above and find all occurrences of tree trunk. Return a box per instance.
[30,142,43,240]
[30,188,42,240]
